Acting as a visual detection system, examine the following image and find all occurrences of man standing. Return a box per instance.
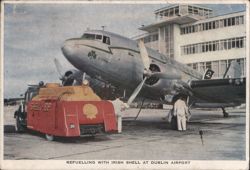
[173,96,190,131]
[111,96,129,133]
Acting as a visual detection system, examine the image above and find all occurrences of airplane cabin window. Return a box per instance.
[103,36,110,45]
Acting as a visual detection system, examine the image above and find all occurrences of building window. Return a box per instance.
[208,42,212,51]
[180,15,244,35]
[228,18,231,26]
[144,36,150,43]
[232,17,235,25]
[208,22,212,29]
[205,22,208,30]
[239,38,243,48]
[206,62,212,69]
[152,34,158,42]
[215,20,219,28]
[193,63,198,70]
[175,8,179,15]
[220,20,224,27]
[220,60,227,77]
[187,58,245,78]
[224,19,227,27]
[181,37,245,55]
[223,40,228,50]
[169,8,174,17]
[239,16,244,24]
[199,62,206,73]
[212,21,216,29]
[228,39,232,49]
[212,61,219,77]
[232,38,235,48]
[215,41,219,51]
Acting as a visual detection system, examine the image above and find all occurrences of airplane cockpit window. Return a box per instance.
[82,33,104,42]
[82,33,110,45]
[103,36,110,45]
[82,33,95,40]
[96,34,102,40]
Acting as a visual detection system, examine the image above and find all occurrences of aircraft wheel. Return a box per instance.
[45,134,54,141]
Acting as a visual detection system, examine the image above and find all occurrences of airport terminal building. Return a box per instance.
[135,4,246,78]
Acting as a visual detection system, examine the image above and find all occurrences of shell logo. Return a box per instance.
[83,104,98,119]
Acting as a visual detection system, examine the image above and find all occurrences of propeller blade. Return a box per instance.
[127,77,147,105]
[72,71,84,85]
[83,72,86,81]
[150,72,181,79]
[54,58,64,79]
[138,40,150,70]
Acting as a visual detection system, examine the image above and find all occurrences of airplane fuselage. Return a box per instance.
[61,30,203,101]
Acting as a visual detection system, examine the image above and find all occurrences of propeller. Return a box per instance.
[127,77,147,105]
[83,72,86,81]
[138,40,150,71]
[127,40,180,105]
[54,58,64,79]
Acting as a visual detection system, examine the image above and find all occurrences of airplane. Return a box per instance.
[59,29,246,117]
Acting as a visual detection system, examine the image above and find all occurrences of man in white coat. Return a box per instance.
[111,96,129,133]
[173,97,190,131]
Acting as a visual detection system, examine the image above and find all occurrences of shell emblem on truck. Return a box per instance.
[83,104,98,119]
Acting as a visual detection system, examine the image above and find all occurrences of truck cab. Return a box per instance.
[14,83,42,132]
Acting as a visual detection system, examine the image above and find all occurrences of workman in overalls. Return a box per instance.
[173,96,190,131]
[111,96,129,133]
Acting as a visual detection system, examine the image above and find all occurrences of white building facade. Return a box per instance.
[135,5,246,78]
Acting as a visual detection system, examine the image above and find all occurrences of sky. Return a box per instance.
[3,2,246,98]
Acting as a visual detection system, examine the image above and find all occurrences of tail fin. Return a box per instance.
[223,60,241,78]
[202,68,214,79]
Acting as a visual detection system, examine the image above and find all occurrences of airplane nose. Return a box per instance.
[61,40,76,59]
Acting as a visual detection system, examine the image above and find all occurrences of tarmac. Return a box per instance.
[3,105,246,160]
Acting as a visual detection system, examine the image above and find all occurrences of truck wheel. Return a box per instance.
[45,134,54,141]
[15,116,25,133]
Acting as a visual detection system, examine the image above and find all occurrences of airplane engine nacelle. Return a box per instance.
[144,64,160,86]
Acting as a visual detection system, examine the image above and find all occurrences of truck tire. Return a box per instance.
[45,134,54,141]
[15,116,25,133]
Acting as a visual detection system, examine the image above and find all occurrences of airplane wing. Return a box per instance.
[185,77,246,106]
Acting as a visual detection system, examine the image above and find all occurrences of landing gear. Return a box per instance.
[222,107,229,118]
